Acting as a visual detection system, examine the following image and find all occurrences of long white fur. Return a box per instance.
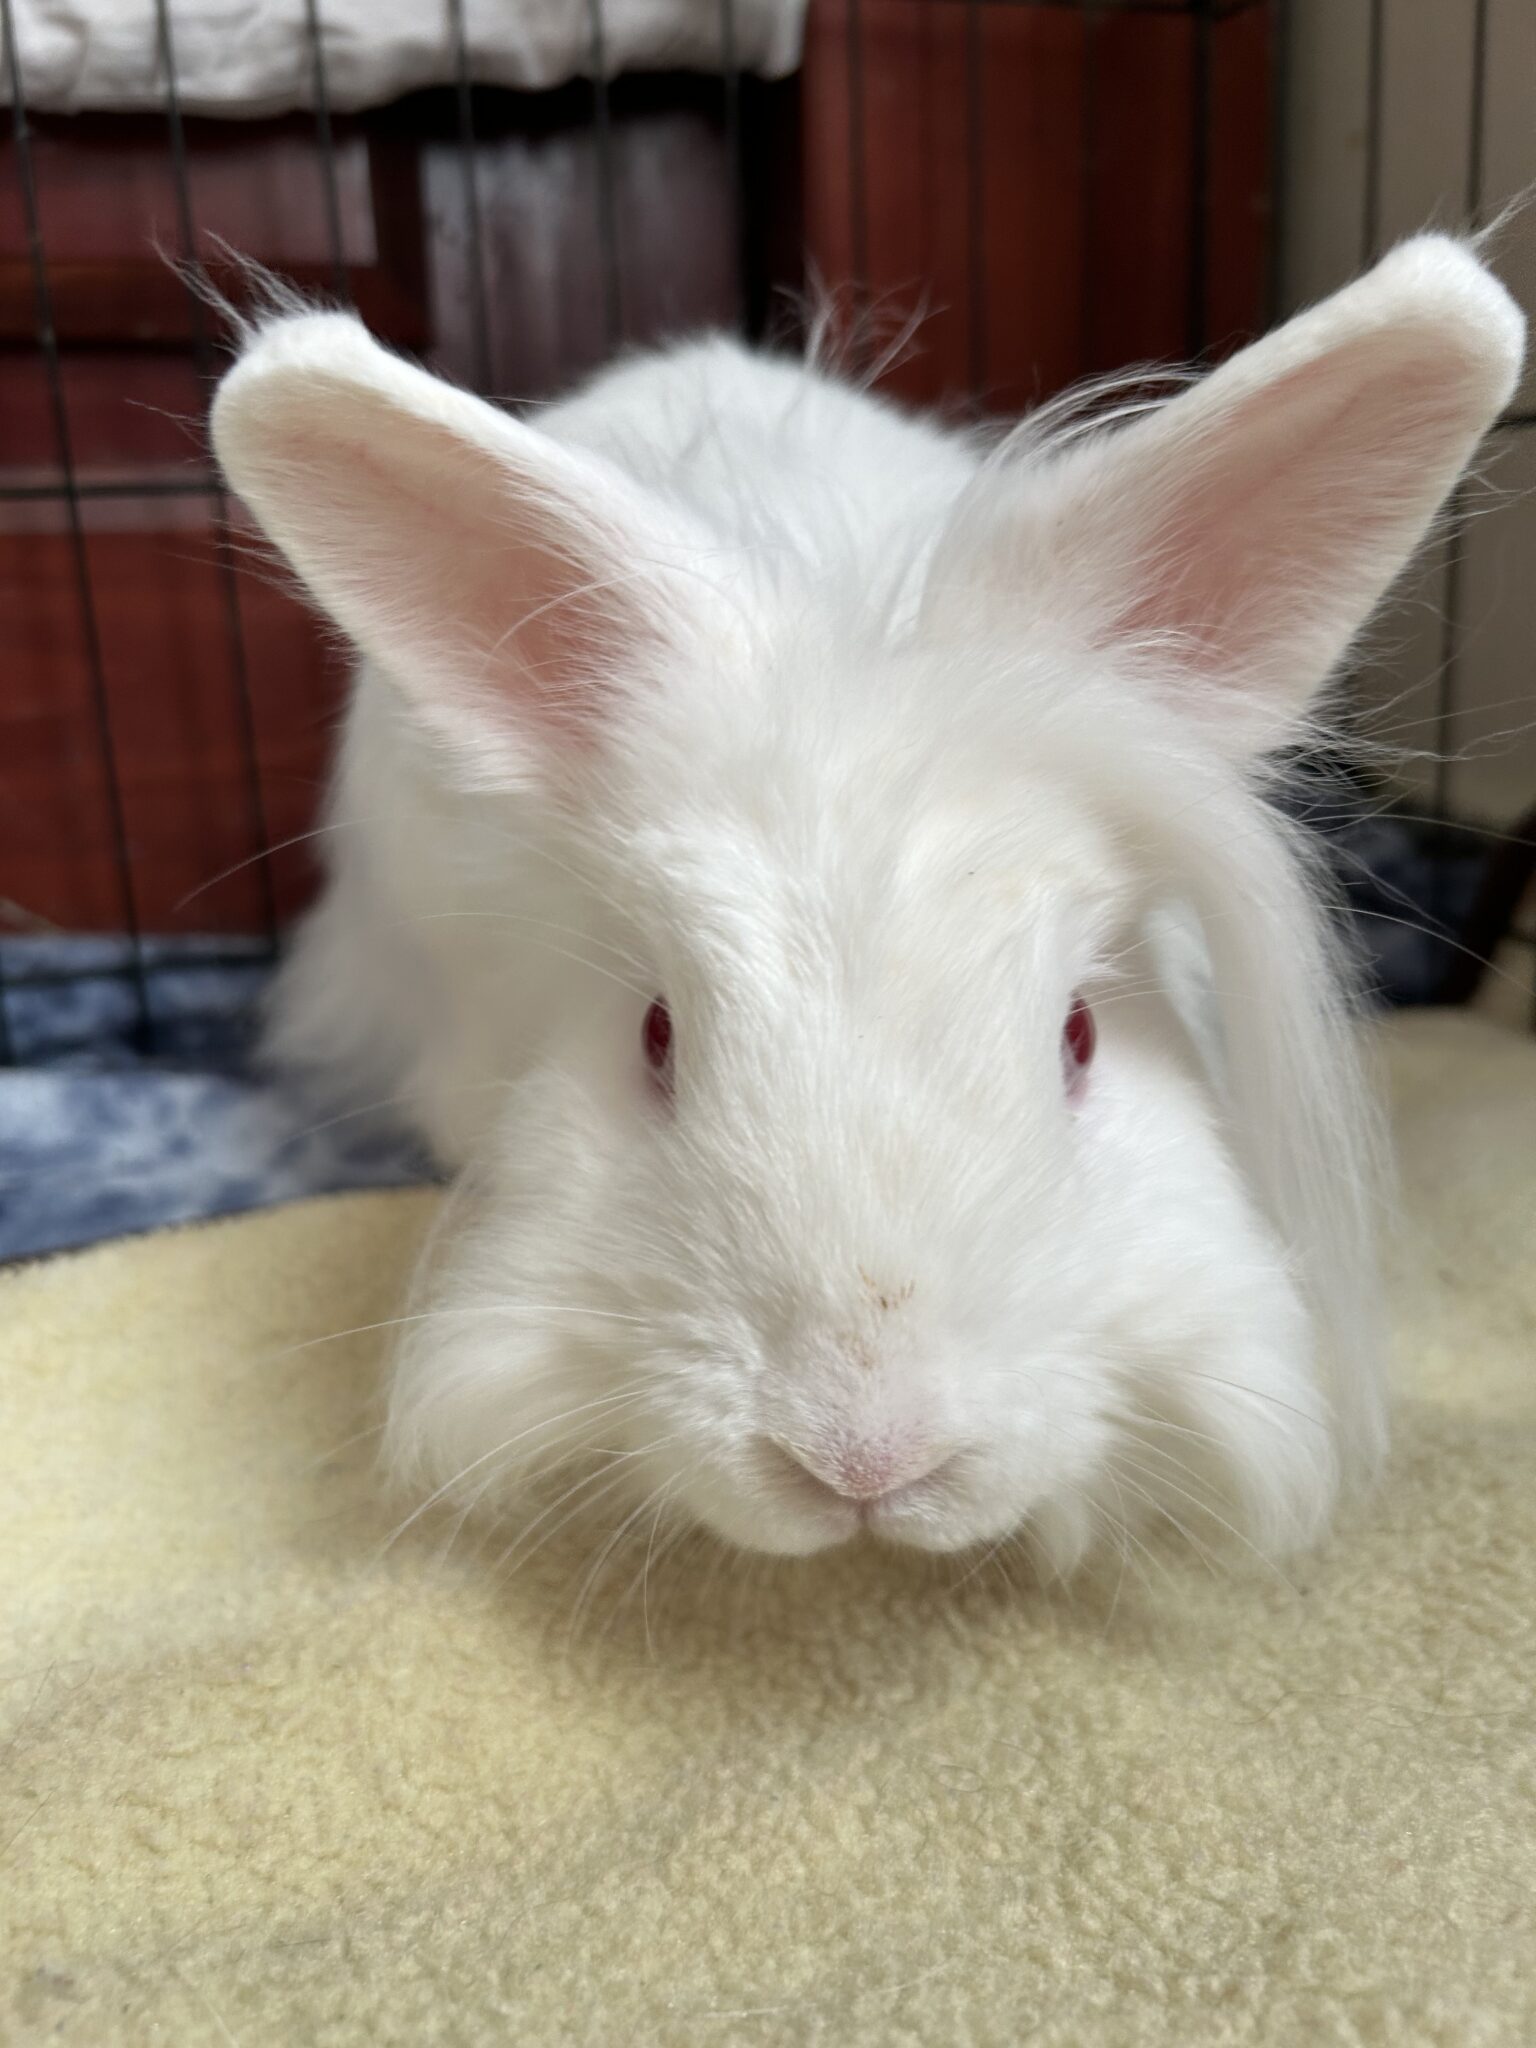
[212,237,1523,1572]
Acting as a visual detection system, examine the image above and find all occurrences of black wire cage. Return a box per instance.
[0,0,1532,1075]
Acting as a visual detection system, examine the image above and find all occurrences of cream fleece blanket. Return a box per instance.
[3,1011,1534,2046]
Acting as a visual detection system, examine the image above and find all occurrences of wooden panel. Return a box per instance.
[0,353,207,481]
[420,78,747,397]
[1205,2,1275,349]
[0,510,341,935]
[1080,8,1195,377]
[0,114,427,346]
[799,0,977,406]
[802,0,1272,416]
[973,4,1091,411]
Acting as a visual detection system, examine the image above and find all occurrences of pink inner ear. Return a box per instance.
[485,521,645,742]
[241,373,654,750]
[338,429,643,742]
[1096,341,1480,690]
[1105,356,1361,675]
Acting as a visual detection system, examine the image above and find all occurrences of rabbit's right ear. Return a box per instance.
[923,235,1523,760]
[212,314,713,777]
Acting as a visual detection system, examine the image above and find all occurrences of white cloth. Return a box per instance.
[3,0,806,115]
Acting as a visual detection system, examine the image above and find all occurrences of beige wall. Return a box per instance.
[1282,0,1536,827]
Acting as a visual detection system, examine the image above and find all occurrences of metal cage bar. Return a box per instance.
[719,0,749,332]
[152,0,280,971]
[1430,0,1491,829]
[302,0,352,302]
[447,0,495,389]
[587,0,626,350]
[1,0,153,1050]
[0,477,224,503]
[1360,0,1384,266]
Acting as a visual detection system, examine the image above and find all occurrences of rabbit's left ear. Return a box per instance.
[926,236,1524,756]
[212,312,721,782]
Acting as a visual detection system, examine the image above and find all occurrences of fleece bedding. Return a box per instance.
[2,1009,1533,2046]
[0,937,429,1264]
[2,0,807,116]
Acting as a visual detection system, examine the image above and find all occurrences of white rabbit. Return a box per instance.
[212,237,1522,1572]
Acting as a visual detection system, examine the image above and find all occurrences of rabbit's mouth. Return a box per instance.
[681,1433,1025,1558]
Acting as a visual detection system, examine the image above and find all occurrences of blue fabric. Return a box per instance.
[0,801,1485,1264]
[0,937,432,1264]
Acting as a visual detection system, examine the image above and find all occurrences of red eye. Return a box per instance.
[642,998,673,1088]
[1063,994,1095,1090]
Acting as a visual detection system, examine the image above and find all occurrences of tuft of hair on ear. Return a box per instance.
[161,237,329,360]
[1471,180,1536,268]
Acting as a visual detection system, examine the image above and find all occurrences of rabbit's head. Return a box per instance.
[214,238,1522,1568]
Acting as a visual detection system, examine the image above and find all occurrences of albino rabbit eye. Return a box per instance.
[1062,995,1095,1086]
[642,998,673,1085]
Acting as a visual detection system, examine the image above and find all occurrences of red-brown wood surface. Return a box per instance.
[801,0,1273,412]
[0,115,427,347]
[1,512,342,934]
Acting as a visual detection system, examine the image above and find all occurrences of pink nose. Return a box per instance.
[778,1435,954,1504]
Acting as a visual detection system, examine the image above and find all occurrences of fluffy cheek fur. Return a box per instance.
[384,1040,1335,1577]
